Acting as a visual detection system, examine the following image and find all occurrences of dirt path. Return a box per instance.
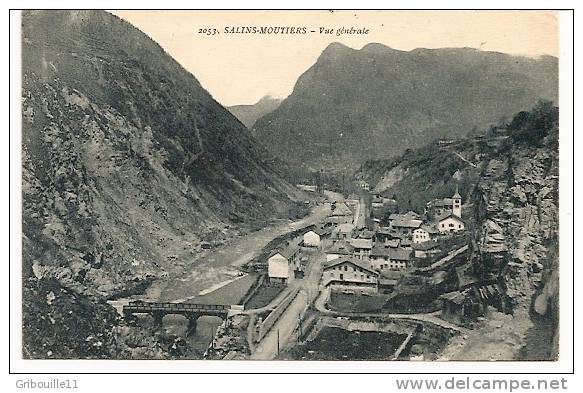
[251,291,308,360]
[249,251,325,359]
[354,194,368,229]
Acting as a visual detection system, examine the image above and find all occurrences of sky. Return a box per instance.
[113,10,558,107]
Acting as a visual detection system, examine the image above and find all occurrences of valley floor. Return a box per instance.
[143,203,330,304]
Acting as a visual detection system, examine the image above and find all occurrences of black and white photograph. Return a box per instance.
[7,5,576,383]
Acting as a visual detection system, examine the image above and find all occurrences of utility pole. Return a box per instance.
[210,325,215,349]
[297,314,302,344]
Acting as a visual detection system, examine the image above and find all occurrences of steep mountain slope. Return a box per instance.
[358,102,560,359]
[21,10,304,358]
[228,96,282,129]
[253,42,558,172]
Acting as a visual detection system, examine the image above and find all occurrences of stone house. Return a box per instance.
[302,227,331,248]
[321,257,379,293]
[369,246,413,271]
[325,240,355,262]
[436,213,465,233]
[412,224,439,243]
[349,238,373,260]
[267,243,300,285]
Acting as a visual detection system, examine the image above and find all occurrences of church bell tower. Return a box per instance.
[452,185,462,218]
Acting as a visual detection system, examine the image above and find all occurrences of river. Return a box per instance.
[114,203,331,354]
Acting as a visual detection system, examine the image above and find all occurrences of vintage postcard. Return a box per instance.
[15,9,571,370]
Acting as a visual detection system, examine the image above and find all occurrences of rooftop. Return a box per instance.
[330,202,353,216]
[389,211,421,220]
[326,241,355,255]
[370,245,392,257]
[392,218,423,228]
[337,223,355,233]
[428,198,455,208]
[400,238,413,246]
[358,230,375,239]
[310,227,332,236]
[435,212,464,223]
[420,224,440,234]
[390,248,413,261]
[322,257,378,275]
[325,216,344,224]
[272,242,300,259]
[385,239,401,248]
[350,238,373,249]
[412,241,441,251]
[439,289,470,305]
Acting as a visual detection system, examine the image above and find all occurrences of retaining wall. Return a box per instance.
[256,287,300,342]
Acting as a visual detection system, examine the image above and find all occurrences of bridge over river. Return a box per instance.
[123,301,242,335]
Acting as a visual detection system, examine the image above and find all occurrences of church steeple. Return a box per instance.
[452,184,462,217]
[453,184,461,200]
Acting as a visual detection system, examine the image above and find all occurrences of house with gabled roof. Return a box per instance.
[374,227,399,245]
[325,240,355,262]
[439,283,504,325]
[436,212,465,233]
[369,246,413,271]
[413,224,440,243]
[303,226,331,248]
[349,238,373,260]
[332,222,355,240]
[321,257,379,293]
[357,229,375,240]
[267,242,301,285]
[389,213,423,237]
[399,238,413,249]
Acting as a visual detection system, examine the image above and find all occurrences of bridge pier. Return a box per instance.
[123,310,136,323]
[151,311,165,328]
[186,313,199,336]
[122,302,230,336]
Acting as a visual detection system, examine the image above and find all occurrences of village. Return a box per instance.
[189,179,511,361]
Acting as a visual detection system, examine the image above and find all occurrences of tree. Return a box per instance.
[509,100,558,146]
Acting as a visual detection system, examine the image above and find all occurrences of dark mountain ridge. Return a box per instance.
[21,10,304,358]
[253,42,558,172]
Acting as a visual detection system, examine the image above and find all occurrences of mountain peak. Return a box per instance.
[228,96,283,129]
[360,42,396,53]
[321,42,354,56]
[253,43,558,171]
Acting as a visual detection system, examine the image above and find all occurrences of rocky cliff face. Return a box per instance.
[469,109,559,360]
[360,102,560,359]
[21,10,304,358]
[253,42,558,172]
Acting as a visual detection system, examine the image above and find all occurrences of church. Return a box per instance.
[425,187,463,220]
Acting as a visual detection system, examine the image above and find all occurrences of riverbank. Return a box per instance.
[143,203,330,304]
[109,203,330,359]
